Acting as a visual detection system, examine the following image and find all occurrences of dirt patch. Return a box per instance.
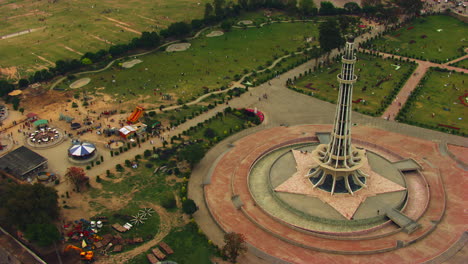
[1,27,46,40]
[166,43,191,52]
[238,20,253,25]
[90,34,115,45]
[31,52,55,66]
[0,67,18,79]
[122,59,143,69]
[115,24,142,35]
[70,78,91,89]
[103,16,132,27]
[63,45,83,56]
[415,102,423,108]
[206,30,224,37]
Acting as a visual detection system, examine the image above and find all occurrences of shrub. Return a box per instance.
[160,192,176,209]
[182,199,198,215]
[116,164,124,172]
[86,166,91,170]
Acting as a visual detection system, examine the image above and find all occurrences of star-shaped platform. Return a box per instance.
[274,150,406,219]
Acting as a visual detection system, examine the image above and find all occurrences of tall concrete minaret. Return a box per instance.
[308,36,369,195]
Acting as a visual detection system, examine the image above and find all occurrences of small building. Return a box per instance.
[26,113,38,122]
[119,125,137,139]
[0,146,47,181]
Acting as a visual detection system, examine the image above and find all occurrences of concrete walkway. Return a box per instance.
[360,49,468,121]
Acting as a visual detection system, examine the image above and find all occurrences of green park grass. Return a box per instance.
[59,21,319,103]
[368,15,467,62]
[0,0,211,76]
[451,58,468,69]
[292,52,416,115]
[398,69,467,135]
[125,222,217,264]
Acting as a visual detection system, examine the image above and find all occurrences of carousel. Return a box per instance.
[29,126,60,144]
[68,142,97,161]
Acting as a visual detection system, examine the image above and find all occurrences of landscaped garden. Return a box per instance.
[289,52,416,116]
[57,21,321,103]
[126,221,218,264]
[61,107,261,261]
[364,15,467,63]
[396,68,467,135]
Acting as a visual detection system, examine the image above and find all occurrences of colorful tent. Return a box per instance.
[69,143,96,157]
[33,119,48,127]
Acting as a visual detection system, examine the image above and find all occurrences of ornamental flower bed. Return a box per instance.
[244,108,264,123]
[407,26,414,30]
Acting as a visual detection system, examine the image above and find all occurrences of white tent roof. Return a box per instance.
[119,126,137,135]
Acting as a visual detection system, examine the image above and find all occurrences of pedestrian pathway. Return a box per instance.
[360,49,468,121]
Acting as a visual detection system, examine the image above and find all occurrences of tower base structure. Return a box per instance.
[202,125,466,263]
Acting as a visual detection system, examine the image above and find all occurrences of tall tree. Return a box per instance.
[214,0,226,18]
[319,1,336,15]
[319,18,345,62]
[299,0,317,16]
[395,0,423,15]
[362,0,381,6]
[204,3,214,20]
[344,2,361,14]
[222,232,247,263]
[65,167,89,192]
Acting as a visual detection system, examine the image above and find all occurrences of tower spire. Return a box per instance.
[308,36,369,195]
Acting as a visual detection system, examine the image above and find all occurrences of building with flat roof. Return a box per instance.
[0,146,47,181]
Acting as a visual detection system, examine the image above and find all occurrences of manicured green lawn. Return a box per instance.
[125,222,217,264]
[292,52,416,115]
[188,113,248,141]
[59,22,320,102]
[368,15,467,62]
[0,0,211,76]
[451,58,468,69]
[398,69,467,135]
[96,203,161,241]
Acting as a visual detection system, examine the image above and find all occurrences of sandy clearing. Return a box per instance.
[206,30,224,37]
[63,45,83,56]
[90,34,115,45]
[70,77,91,89]
[122,59,143,69]
[238,20,253,25]
[137,15,156,22]
[0,67,18,79]
[166,43,191,52]
[31,53,55,66]
[103,16,132,27]
[0,27,46,40]
[115,24,142,35]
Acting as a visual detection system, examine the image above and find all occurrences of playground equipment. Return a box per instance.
[64,245,94,262]
[127,106,144,124]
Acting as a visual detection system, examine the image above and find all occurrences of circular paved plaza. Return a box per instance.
[200,124,466,263]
